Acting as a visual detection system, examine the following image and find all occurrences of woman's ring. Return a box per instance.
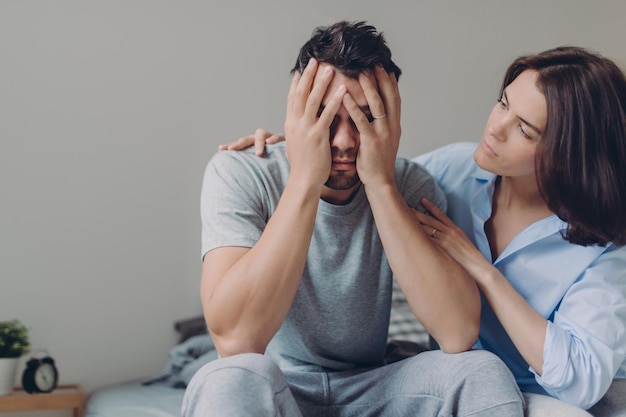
[372,113,387,119]
[430,228,438,237]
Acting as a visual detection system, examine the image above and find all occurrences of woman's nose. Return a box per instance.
[488,112,508,142]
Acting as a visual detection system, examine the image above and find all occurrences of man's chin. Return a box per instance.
[325,174,361,190]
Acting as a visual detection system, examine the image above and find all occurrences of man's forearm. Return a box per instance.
[365,183,481,352]
[203,179,322,356]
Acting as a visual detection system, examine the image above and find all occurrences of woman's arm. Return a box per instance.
[414,199,547,371]
[414,198,626,407]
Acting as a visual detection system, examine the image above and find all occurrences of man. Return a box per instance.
[183,21,524,417]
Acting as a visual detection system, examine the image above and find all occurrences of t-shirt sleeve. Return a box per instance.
[200,151,268,259]
[397,158,447,214]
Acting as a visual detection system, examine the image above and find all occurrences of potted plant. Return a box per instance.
[0,320,30,395]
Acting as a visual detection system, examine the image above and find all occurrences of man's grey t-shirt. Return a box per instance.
[201,142,446,372]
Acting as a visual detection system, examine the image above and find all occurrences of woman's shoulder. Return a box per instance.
[412,142,478,166]
[411,142,485,182]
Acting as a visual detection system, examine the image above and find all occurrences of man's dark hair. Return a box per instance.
[502,46,626,246]
[291,21,401,80]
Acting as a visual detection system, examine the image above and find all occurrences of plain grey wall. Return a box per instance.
[2,0,625,406]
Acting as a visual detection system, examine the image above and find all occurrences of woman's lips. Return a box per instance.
[480,139,498,157]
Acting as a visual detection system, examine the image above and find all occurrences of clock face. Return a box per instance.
[35,363,57,391]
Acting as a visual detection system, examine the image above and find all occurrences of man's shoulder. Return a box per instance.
[202,142,290,197]
[393,157,447,211]
[394,157,438,192]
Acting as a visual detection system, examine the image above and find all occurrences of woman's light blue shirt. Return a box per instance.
[413,142,626,409]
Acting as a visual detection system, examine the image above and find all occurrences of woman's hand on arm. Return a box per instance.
[413,199,491,279]
[414,198,548,373]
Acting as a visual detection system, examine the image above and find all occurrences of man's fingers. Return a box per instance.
[304,64,335,120]
[295,59,320,116]
[317,84,345,127]
[375,66,401,123]
[286,70,301,108]
[359,69,386,121]
[342,93,374,134]
[288,58,316,116]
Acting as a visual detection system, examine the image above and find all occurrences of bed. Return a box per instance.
[84,280,625,417]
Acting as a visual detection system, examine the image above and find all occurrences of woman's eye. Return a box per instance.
[497,98,507,109]
[519,124,531,139]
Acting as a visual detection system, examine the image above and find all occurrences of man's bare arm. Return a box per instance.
[202,179,321,356]
[202,59,346,357]
[344,66,481,352]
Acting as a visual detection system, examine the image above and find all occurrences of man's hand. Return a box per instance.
[342,65,401,187]
[284,58,346,188]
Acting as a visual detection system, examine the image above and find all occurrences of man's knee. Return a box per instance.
[452,350,517,386]
[188,353,281,388]
[421,350,524,416]
[421,348,496,367]
[419,350,521,396]
[458,349,510,371]
[183,353,288,416]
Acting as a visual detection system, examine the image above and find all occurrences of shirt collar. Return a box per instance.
[470,171,570,263]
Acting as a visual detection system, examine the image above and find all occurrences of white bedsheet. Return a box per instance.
[85,381,184,417]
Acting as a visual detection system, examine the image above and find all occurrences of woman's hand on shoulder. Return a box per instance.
[218,128,285,156]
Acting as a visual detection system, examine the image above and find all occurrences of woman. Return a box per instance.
[219,46,626,414]
[411,46,626,415]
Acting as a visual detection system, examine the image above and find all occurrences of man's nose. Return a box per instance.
[330,119,358,151]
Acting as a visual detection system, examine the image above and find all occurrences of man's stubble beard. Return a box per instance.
[324,171,361,190]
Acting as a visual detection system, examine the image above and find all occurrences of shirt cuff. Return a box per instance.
[530,321,573,392]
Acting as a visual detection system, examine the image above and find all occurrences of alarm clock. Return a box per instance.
[22,354,59,394]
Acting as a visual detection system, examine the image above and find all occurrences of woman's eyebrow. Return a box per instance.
[518,116,542,134]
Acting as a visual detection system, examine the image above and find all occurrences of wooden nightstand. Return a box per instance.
[0,384,85,416]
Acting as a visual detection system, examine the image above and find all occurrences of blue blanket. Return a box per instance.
[143,334,218,388]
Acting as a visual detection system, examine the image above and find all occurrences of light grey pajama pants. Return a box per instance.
[182,349,525,417]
